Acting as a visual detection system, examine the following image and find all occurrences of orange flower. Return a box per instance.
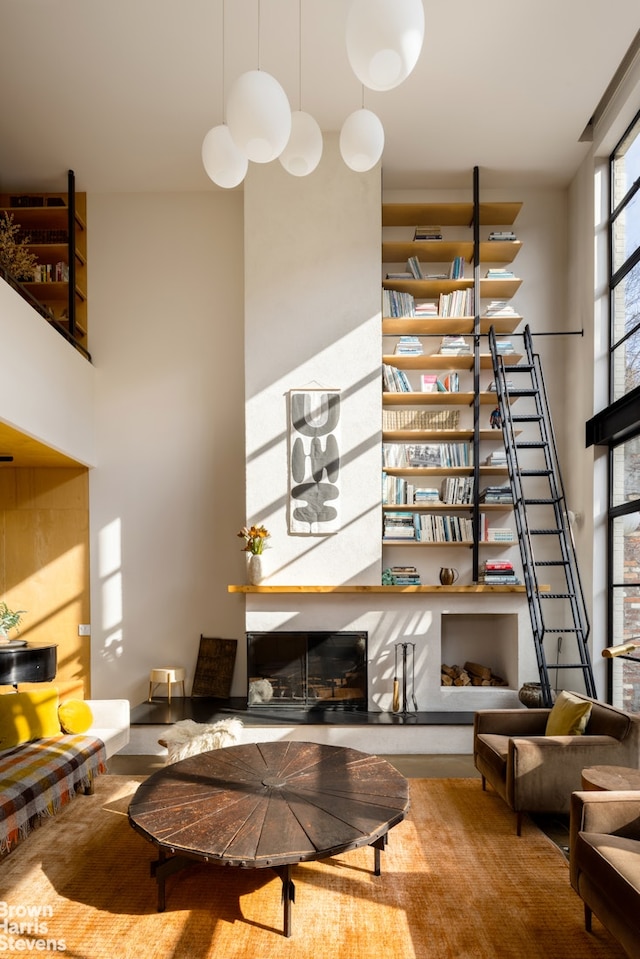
[237,524,271,554]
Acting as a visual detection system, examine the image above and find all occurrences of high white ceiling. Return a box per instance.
[1,0,640,195]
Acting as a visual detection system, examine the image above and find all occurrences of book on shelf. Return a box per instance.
[407,256,424,280]
[414,512,473,543]
[437,372,459,392]
[440,476,474,504]
[414,226,442,240]
[483,301,518,317]
[383,363,412,393]
[484,450,507,465]
[479,484,513,503]
[485,268,516,280]
[383,289,416,318]
[382,566,422,585]
[488,231,517,241]
[413,487,441,503]
[494,339,515,354]
[488,379,514,391]
[438,288,474,317]
[486,527,514,542]
[448,256,465,279]
[414,300,438,317]
[421,374,439,393]
[382,442,472,469]
[386,271,414,280]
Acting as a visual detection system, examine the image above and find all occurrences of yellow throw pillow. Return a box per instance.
[58,699,93,735]
[0,688,61,749]
[545,690,592,736]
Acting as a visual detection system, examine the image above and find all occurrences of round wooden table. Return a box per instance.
[581,764,640,791]
[128,740,409,937]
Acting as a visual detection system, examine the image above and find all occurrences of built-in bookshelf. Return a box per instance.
[0,172,88,353]
[381,190,523,586]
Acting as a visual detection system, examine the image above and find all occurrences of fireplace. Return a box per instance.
[246,630,367,710]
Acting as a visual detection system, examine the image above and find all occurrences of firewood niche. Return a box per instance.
[441,661,508,687]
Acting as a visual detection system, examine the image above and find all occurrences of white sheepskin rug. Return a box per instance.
[158,717,243,764]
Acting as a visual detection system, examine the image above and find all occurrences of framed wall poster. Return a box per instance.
[288,389,341,534]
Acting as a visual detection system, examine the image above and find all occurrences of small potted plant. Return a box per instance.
[0,602,26,645]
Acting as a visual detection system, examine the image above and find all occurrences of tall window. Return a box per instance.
[608,110,640,711]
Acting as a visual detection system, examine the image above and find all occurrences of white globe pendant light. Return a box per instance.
[227,69,292,163]
[201,124,248,189]
[346,0,425,92]
[340,108,384,172]
[279,111,323,176]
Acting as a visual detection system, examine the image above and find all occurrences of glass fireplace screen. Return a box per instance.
[246,630,367,709]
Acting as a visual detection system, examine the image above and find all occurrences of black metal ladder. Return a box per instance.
[487,324,597,706]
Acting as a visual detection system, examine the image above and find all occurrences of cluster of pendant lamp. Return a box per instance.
[202,0,425,188]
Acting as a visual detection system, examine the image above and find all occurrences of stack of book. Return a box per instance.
[486,267,516,281]
[413,488,441,504]
[484,301,518,318]
[479,484,512,504]
[494,339,516,354]
[414,225,442,240]
[382,566,422,585]
[394,336,423,355]
[485,449,507,466]
[488,379,514,391]
[488,230,517,241]
[439,335,471,355]
[414,299,438,317]
[383,512,416,541]
[478,561,520,585]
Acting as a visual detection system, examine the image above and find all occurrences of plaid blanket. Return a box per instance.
[0,735,107,854]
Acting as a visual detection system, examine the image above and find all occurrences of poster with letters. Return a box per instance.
[288,389,341,534]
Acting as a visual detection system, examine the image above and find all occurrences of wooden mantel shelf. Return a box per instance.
[228,584,535,594]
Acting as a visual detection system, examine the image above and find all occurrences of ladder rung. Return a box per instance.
[520,469,552,476]
[544,663,592,669]
[503,364,534,372]
[535,560,568,566]
[511,415,542,422]
[539,593,573,599]
[505,389,537,396]
[515,441,547,448]
[530,529,562,535]
[524,498,557,505]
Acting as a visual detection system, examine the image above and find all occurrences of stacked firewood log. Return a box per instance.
[441,661,508,687]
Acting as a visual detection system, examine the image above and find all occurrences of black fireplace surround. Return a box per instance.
[246,630,367,710]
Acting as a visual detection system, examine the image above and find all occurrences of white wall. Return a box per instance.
[87,191,247,702]
[0,279,95,465]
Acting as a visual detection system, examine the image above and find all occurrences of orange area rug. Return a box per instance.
[0,775,626,959]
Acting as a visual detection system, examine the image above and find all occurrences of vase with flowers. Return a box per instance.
[238,524,271,585]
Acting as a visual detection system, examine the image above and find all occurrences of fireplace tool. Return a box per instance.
[393,642,417,715]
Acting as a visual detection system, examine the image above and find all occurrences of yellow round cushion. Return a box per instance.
[58,699,93,735]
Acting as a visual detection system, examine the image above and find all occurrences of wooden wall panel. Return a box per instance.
[0,468,90,693]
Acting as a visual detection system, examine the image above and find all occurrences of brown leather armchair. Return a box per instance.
[570,789,640,958]
[473,693,640,834]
